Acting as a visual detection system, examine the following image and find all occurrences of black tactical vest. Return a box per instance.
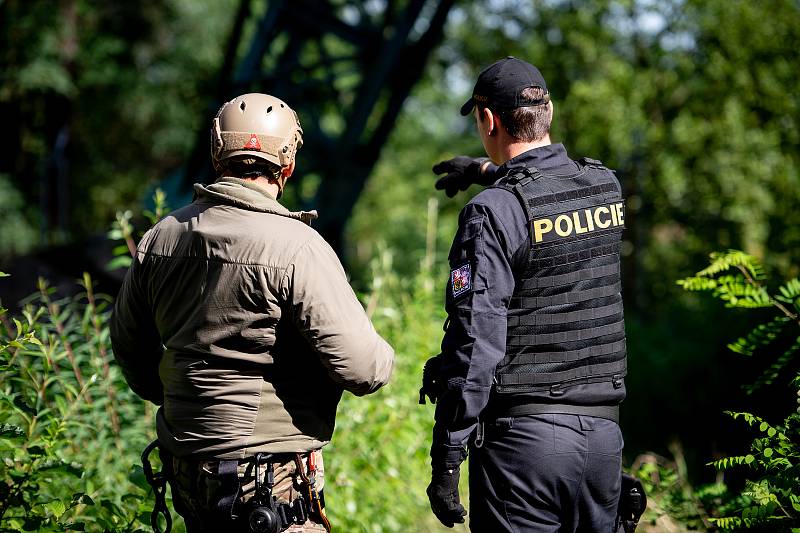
[491,158,627,397]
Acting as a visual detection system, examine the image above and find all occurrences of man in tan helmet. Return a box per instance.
[110,93,395,532]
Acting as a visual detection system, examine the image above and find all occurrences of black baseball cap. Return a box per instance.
[460,56,550,116]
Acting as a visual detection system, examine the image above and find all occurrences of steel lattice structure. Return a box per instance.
[182,0,455,251]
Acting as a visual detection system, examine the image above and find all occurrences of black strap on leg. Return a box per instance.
[214,459,241,520]
[141,440,173,533]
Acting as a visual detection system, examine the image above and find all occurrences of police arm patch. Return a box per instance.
[450,263,473,298]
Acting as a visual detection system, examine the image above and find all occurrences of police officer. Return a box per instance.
[110,93,395,532]
[425,57,627,532]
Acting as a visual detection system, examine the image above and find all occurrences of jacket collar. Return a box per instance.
[498,143,577,177]
[193,177,318,225]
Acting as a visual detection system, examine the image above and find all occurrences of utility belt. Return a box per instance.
[471,402,619,450]
[486,401,620,424]
[142,441,331,533]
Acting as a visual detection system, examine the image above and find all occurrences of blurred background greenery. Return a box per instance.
[1,0,799,531]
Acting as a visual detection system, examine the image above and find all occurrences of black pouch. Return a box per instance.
[616,472,647,533]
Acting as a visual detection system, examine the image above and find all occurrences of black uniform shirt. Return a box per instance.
[432,143,624,468]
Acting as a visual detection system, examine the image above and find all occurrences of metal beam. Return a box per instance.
[177,0,456,254]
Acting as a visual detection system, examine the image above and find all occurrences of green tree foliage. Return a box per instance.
[348,0,800,472]
[678,251,800,531]
[0,0,236,244]
[352,0,800,305]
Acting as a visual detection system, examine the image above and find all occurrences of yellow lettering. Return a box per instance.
[615,203,625,226]
[533,218,553,243]
[585,209,595,231]
[610,204,619,226]
[555,214,573,237]
[594,206,611,228]
[572,211,588,234]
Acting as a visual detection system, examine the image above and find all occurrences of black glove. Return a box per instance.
[427,466,467,528]
[432,156,497,197]
[419,354,444,405]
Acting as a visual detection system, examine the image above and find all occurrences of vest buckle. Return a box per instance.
[549,384,565,397]
[612,375,624,389]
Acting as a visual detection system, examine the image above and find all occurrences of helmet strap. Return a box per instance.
[275,173,289,200]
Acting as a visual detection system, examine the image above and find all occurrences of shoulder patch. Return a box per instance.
[451,263,472,298]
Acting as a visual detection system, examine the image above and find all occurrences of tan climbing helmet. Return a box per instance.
[210,93,303,171]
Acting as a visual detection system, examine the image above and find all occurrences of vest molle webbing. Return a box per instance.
[491,158,627,396]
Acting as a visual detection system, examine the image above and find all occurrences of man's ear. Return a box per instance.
[481,107,497,136]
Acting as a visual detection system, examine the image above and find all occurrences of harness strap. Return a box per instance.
[215,459,240,520]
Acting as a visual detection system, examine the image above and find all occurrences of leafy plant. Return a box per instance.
[631,445,713,531]
[678,251,800,531]
[0,272,156,532]
[107,188,169,272]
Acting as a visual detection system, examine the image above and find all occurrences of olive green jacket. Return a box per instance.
[110,177,394,459]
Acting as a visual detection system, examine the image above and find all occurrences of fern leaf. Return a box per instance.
[697,250,765,280]
[710,516,746,530]
[676,276,718,291]
[711,454,753,471]
[746,338,800,394]
[728,316,791,356]
[715,281,772,308]
[779,278,800,300]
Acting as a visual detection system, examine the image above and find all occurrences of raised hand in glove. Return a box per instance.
[427,466,467,528]
[432,156,498,197]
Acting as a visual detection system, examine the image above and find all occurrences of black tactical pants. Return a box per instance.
[469,414,623,532]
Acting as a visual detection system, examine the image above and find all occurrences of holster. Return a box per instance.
[616,472,647,532]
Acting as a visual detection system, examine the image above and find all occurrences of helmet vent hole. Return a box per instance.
[280,103,285,108]
[239,101,246,112]
[267,106,273,114]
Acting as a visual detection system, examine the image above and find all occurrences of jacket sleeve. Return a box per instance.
[431,199,521,469]
[282,235,394,396]
[110,254,165,405]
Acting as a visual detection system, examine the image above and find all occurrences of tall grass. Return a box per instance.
[325,213,470,531]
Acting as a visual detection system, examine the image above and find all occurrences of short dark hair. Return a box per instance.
[480,87,552,142]
[217,156,282,179]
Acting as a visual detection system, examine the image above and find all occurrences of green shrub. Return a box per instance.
[324,243,467,532]
[1,191,460,533]
[0,272,157,532]
[678,251,800,531]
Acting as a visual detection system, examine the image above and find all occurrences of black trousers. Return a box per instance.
[469,414,623,532]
